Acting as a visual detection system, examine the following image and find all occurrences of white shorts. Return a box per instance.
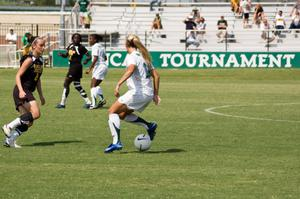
[92,65,108,80]
[118,90,153,112]
[80,12,88,17]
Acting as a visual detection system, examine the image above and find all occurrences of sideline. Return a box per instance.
[204,102,300,123]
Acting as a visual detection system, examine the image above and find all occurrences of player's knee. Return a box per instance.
[108,109,114,115]
[119,112,127,120]
[28,122,33,127]
[20,112,34,124]
[31,110,41,120]
[64,81,70,88]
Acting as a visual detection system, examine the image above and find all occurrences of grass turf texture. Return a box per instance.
[0,68,299,199]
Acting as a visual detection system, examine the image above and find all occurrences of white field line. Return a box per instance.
[204,103,300,123]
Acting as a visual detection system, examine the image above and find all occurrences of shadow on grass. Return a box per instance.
[89,106,109,110]
[120,148,186,154]
[23,140,83,147]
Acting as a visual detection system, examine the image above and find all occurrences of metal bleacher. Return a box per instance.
[89,1,299,52]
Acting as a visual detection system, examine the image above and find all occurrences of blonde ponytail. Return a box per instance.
[126,34,152,67]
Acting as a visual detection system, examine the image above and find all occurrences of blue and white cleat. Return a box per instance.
[3,137,21,148]
[147,122,157,141]
[83,103,91,109]
[104,141,123,153]
[97,99,107,108]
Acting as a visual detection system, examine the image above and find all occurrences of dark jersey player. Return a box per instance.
[2,37,46,148]
[56,33,92,109]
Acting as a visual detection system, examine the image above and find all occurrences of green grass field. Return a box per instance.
[0,68,299,199]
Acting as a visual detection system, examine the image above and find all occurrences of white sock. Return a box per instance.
[60,88,67,105]
[7,118,21,129]
[108,114,120,144]
[124,114,149,130]
[96,86,104,101]
[84,97,91,105]
[90,87,97,107]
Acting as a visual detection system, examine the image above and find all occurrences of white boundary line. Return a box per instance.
[204,103,300,123]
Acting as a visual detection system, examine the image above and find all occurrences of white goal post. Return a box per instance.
[0,44,18,68]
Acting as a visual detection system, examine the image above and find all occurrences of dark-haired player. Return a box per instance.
[85,34,107,109]
[56,33,92,109]
[2,37,46,148]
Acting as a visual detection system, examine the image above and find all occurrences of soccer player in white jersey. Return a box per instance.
[86,34,107,109]
[104,34,160,153]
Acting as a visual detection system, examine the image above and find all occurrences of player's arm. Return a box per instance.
[290,7,295,16]
[114,64,135,97]
[87,0,92,9]
[151,69,161,105]
[86,55,98,74]
[16,58,32,99]
[83,52,92,65]
[36,79,45,105]
[72,0,79,11]
[58,51,68,58]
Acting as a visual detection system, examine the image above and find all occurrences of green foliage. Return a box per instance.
[34,0,56,6]
[0,68,299,198]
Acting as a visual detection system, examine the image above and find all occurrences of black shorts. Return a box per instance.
[65,73,81,82]
[243,13,249,19]
[67,64,83,80]
[13,86,36,110]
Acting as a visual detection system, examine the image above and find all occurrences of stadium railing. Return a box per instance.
[84,1,299,51]
[55,28,300,52]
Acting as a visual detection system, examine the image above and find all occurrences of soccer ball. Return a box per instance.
[134,134,152,151]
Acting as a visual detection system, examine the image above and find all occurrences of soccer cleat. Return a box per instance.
[104,141,123,153]
[97,99,106,108]
[83,103,91,109]
[56,104,66,109]
[2,124,12,138]
[89,105,98,110]
[147,122,157,141]
[3,137,21,148]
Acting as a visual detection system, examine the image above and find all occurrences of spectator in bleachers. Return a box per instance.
[21,32,31,46]
[5,28,17,66]
[150,0,161,12]
[274,10,286,41]
[253,3,265,27]
[74,0,91,28]
[21,32,34,56]
[241,0,251,28]
[183,15,197,49]
[186,31,200,49]
[290,0,300,17]
[191,7,200,20]
[216,16,228,43]
[151,13,163,30]
[195,17,207,43]
[6,28,17,45]
[289,10,300,38]
[151,13,163,38]
[231,0,241,15]
[84,11,92,29]
[130,0,136,10]
[184,15,197,30]
[260,18,275,43]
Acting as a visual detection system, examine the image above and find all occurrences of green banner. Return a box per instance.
[52,50,300,68]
